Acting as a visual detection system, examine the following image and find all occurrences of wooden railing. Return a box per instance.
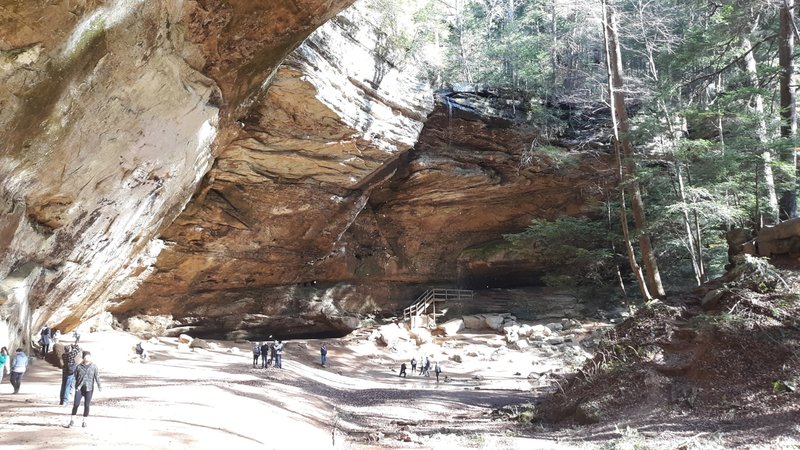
[402,289,474,326]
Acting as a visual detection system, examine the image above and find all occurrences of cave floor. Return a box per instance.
[2,326,789,449]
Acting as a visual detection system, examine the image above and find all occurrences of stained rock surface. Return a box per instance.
[0,0,354,348]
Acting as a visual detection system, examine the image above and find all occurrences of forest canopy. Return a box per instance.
[371,0,798,295]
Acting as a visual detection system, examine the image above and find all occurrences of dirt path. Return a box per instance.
[0,330,576,449]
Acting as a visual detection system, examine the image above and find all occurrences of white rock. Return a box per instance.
[439,319,464,336]
[517,324,533,337]
[148,337,159,345]
[378,324,405,347]
[512,340,529,350]
[484,314,505,331]
[227,347,240,354]
[178,334,193,344]
[409,328,433,346]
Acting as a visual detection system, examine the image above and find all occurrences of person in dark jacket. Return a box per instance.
[320,342,328,368]
[399,362,407,378]
[252,343,261,368]
[260,342,270,368]
[60,344,81,405]
[410,357,417,375]
[68,351,101,428]
[40,324,52,357]
[434,362,442,382]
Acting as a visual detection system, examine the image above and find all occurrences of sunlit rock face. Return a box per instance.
[0,0,353,348]
[108,3,435,338]
[111,85,613,338]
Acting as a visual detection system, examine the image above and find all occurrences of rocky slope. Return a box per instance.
[0,0,354,348]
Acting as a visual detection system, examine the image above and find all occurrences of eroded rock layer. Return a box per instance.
[111,85,614,338]
[0,0,353,348]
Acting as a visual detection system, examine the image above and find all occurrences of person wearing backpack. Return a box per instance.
[252,343,261,368]
[60,344,81,405]
[40,324,52,357]
[260,341,270,368]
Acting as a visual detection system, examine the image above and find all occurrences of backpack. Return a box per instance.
[253,345,261,355]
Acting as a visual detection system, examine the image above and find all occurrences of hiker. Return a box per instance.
[68,351,102,428]
[399,362,407,378]
[10,348,28,393]
[60,344,81,405]
[274,340,284,369]
[73,330,81,345]
[410,357,417,375]
[320,342,328,368]
[434,361,442,382]
[40,324,52,357]
[0,347,8,384]
[252,342,261,368]
[260,341,270,368]
[135,341,148,360]
[423,357,431,377]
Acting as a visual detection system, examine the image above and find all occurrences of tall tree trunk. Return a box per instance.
[743,36,779,224]
[601,0,664,299]
[779,0,798,219]
[675,163,702,286]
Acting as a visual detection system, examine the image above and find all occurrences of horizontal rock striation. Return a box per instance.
[0,0,353,348]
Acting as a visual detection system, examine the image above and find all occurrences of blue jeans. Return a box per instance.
[60,374,75,404]
[321,354,327,367]
[275,354,282,369]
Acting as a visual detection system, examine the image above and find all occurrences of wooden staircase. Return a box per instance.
[402,289,474,327]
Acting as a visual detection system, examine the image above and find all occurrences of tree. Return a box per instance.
[779,0,797,220]
[601,0,665,299]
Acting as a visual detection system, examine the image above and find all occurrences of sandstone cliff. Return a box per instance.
[0,0,354,348]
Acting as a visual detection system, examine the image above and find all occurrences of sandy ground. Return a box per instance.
[0,329,584,450]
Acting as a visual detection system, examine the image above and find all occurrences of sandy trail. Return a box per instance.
[0,330,575,449]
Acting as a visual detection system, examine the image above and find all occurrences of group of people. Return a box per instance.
[2,327,100,428]
[252,340,285,369]
[38,324,81,358]
[399,356,443,382]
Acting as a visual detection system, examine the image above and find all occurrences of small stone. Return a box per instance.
[512,339,529,350]
[178,334,193,344]
[545,336,564,345]
[473,375,484,380]
[227,347,240,354]
[189,338,209,349]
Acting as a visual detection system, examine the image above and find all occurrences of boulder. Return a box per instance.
[439,319,464,336]
[462,315,486,330]
[178,334,193,344]
[545,336,565,345]
[123,315,173,337]
[545,322,563,332]
[190,338,210,349]
[227,347,240,354]
[517,324,533,337]
[449,354,463,363]
[512,339,529,350]
[409,328,433,346]
[378,324,405,347]
[561,318,581,330]
[484,314,505,331]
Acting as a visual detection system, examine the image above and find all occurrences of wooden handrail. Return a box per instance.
[402,288,474,323]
